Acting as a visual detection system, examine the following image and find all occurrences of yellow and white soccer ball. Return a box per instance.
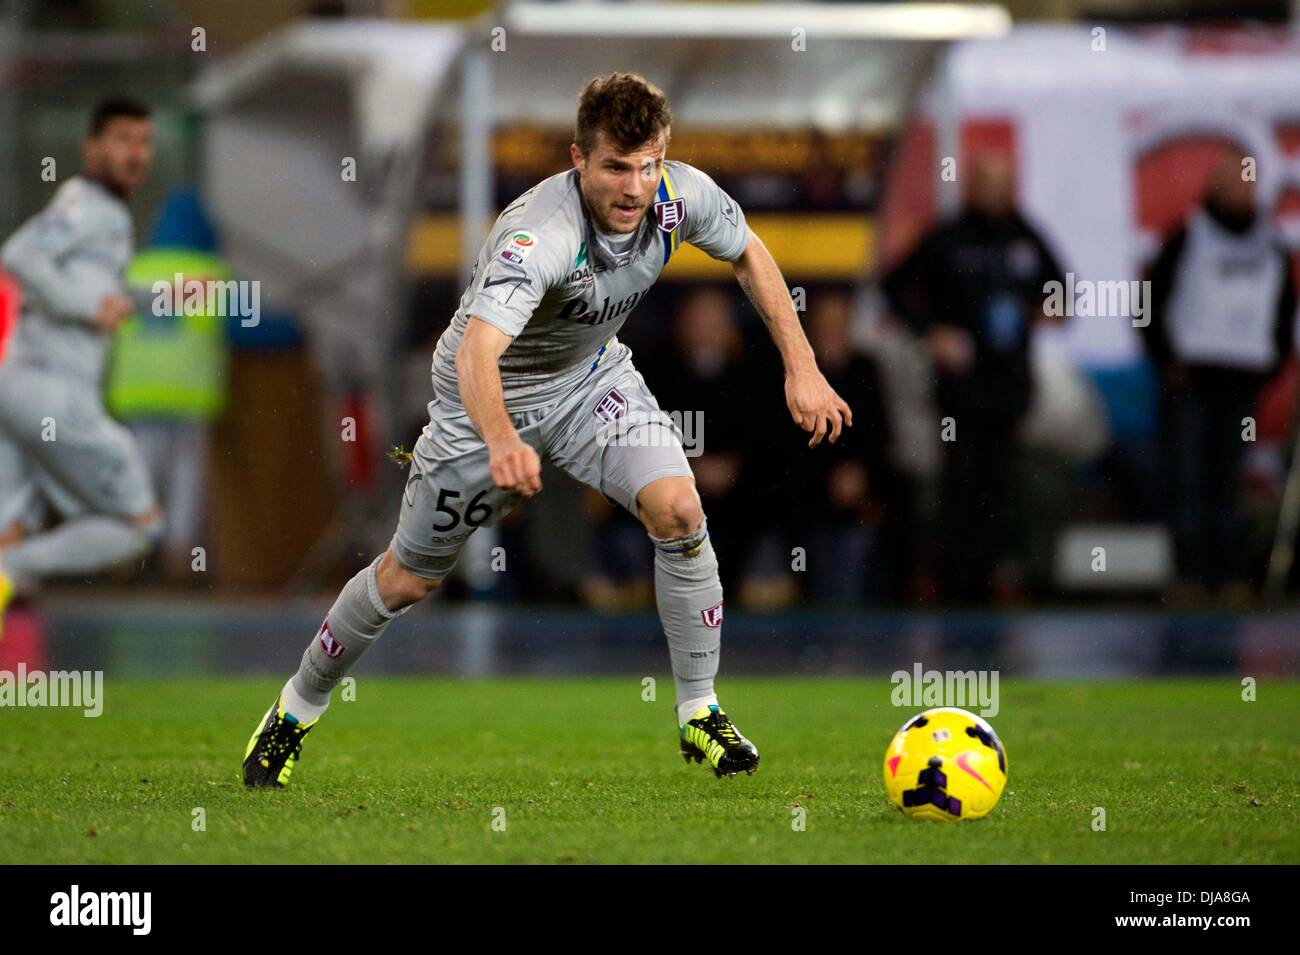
[883,707,1008,821]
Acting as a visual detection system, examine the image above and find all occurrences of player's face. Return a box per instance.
[573,131,666,234]
[84,117,153,197]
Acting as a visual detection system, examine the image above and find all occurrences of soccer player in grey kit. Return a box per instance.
[0,98,161,640]
[244,73,852,785]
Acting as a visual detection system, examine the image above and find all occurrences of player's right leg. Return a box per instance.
[241,547,440,788]
[243,399,533,788]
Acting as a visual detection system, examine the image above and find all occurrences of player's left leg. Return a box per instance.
[0,365,161,590]
[0,506,161,580]
[543,359,758,777]
[636,476,758,777]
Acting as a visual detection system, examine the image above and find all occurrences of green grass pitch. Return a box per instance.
[1,677,1296,864]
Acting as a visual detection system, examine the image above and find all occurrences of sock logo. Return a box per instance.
[318,620,346,659]
[700,601,724,628]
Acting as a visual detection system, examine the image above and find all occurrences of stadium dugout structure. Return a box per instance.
[190,3,1008,587]
[192,3,1010,310]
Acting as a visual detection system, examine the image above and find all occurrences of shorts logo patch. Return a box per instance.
[594,387,628,423]
[700,600,724,628]
[319,620,345,658]
[654,198,686,234]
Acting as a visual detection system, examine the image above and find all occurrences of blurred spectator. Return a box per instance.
[105,188,230,582]
[646,286,767,600]
[1140,146,1296,600]
[793,288,900,603]
[882,152,1067,602]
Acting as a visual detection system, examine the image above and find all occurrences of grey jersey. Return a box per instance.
[431,159,750,412]
[1,176,134,384]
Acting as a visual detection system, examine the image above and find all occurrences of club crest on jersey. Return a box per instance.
[700,601,724,628]
[654,198,686,234]
[318,620,345,658]
[594,387,628,423]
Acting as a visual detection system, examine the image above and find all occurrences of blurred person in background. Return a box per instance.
[105,188,230,583]
[882,151,1067,603]
[795,288,900,604]
[0,97,162,640]
[647,286,758,599]
[1141,145,1296,603]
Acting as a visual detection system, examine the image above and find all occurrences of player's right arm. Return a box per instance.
[457,316,542,497]
[454,222,570,496]
[1,188,132,333]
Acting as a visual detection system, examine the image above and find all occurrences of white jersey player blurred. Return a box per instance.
[0,98,161,641]
[243,73,852,786]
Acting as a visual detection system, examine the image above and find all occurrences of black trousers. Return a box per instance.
[1164,385,1256,587]
[936,417,1020,602]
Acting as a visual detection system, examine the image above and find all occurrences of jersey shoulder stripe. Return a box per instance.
[655,165,686,265]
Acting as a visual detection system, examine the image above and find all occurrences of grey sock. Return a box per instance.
[290,555,408,708]
[3,516,151,583]
[649,518,722,710]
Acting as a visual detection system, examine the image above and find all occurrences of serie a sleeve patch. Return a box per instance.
[499,229,538,265]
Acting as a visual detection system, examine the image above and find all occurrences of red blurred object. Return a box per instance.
[1257,358,1299,441]
[0,607,48,672]
[0,269,20,364]
[340,391,377,490]
[1133,135,1235,238]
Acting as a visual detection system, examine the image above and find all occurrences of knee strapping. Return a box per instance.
[650,519,718,584]
[649,517,710,559]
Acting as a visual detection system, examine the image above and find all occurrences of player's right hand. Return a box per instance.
[94,293,134,333]
[488,437,543,497]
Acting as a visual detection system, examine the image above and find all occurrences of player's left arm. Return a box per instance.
[675,161,852,448]
[732,232,853,448]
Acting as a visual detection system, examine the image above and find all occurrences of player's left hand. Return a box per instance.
[94,292,134,333]
[785,368,852,448]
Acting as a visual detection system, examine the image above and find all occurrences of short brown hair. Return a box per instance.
[90,96,150,136]
[575,73,672,157]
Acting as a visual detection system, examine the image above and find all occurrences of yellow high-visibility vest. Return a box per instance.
[106,249,231,420]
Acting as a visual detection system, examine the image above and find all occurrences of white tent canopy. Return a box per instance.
[925,23,1300,366]
[478,2,1009,131]
[190,3,1008,377]
[193,20,461,160]
[455,2,1007,275]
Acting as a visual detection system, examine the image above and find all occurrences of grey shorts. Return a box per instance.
[390,352,693,580]
[0,361,157,529]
